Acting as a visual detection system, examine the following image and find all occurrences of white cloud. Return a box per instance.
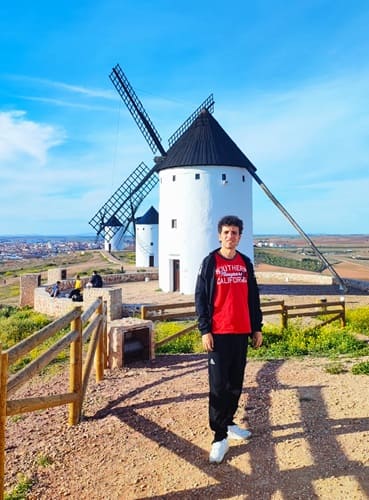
[0,110,65,164]
[6,74,116,100]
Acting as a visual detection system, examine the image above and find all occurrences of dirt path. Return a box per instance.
[3,275,369,498]
[5,355,369,499]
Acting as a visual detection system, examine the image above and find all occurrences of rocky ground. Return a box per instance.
[3,276,369,499]
[4,354,369,499]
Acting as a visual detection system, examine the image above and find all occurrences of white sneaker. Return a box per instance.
[227,424,252,440]
[209,438,229,463]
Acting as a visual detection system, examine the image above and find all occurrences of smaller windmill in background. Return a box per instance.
[89,64,214,252]
[89,64,346,294]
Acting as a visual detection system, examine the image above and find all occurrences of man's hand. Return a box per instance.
[252,331,263,349]
[202,333,214,352]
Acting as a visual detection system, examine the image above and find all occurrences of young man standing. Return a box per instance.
[195,215,263,464]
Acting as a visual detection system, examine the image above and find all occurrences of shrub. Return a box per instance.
[0,308,50,348]
[4,474,33,500]
[351,361,369,375]
[325,362,347,374]
[346,307,369,334]
[248,321,369,359]
[155,322,201,354]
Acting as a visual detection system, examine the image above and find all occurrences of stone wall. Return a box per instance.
[83,287,123,321]
[34,286,123,320]
[107,317,154,368]
[34,287,80,318]
[256,271,333,285]
[20,268,158,312]
[47,268,67,285]
[19,274,41,307]
[100,271,158,285]
[31,268,155,320]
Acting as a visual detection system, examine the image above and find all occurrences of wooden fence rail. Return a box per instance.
[141,299,346,345]
[0,298,107,499]
[141,302,196,321]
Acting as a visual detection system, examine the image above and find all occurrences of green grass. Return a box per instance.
[155,321,201,354]
[153,307,369,360]
[3,304,369,369]
[324,362,348,374]
[36,453,53,467]
[0,306,69,374]
[352,361,369,375]
[0,284,20,302]
[346,307,369,334]
[4,474,33,500]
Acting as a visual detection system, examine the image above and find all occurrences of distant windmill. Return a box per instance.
[89,64,214,247]
[89,63,346,293]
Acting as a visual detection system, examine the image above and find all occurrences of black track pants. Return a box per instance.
[208,334,249,442]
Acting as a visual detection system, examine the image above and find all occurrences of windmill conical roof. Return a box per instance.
[157,109,256,172]
[136,206,159,225]
[105,215,122,227]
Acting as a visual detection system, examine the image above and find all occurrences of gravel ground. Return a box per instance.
[4,278,369,499]
[5,354,369,499]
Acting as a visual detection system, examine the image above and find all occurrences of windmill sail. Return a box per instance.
[250,170,347,291]
[92,63,345,290]
[109,64,166,156]
[89,162,158,241]
[168,94,215,148]
[91,66,215,244]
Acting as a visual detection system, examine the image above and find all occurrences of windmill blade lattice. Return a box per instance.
[89,162,158,240]
[109,64,166,156]
[168,94,215,148]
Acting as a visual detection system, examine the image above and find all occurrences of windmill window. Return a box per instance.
[242,175,245,182]
[171,219,177,229]
[172,175,176,182]
[195,173,200,180]
[222,174,227,181]
[150,242,153,246]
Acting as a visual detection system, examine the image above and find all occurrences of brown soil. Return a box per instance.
[5,354,369,499]
[4,277,369,499]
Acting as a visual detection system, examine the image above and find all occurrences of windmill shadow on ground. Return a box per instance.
[89,355,369,498]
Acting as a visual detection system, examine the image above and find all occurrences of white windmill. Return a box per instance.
[89,64,346,294]
[135,206,158,268]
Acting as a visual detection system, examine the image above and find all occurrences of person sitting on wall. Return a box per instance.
[49,281,61,297]
[89,270,103,288]
[69,274,83,301]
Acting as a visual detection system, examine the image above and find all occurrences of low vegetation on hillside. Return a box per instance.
[2,306,369,369]
[254,248,326,272]
[154,307,369,370]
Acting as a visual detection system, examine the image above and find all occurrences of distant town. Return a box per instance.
[0,235,291,263]
[0,237,105,262]
[0,234,368,263]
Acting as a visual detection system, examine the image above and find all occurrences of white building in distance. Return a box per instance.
[104,215,124,252]
[135,206,159,267]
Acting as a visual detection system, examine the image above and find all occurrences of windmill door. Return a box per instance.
[149,255,154,267]
[173,259,180,291]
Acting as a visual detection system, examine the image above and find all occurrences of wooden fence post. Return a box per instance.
[69,308,83,426]
[103,301,108,369]
[0,346,9,500]
[319,298,327,313]
[95,299,104,382]
[282,304,288,329]
[341,298,346,327]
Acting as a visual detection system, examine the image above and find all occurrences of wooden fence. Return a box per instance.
[0,298,107,499]
[141,298,346,346]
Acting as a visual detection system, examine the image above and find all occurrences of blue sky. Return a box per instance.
[1,0,369,236]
